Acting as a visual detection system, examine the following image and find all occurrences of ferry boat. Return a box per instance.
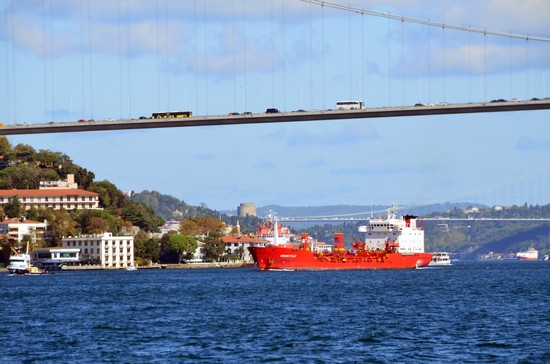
[516,245,538,260]
[7,243,47,275]
[428,252,452,266]
[248,204,432,270]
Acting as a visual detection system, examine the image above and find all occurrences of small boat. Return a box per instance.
[516,245,538,261]
[126,264,137,271]
[428,252,452,266]
[7,243,47,275]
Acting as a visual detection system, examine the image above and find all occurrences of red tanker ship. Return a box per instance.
[248,205,432,270]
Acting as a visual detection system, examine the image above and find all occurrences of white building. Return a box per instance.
[62,232,134,269]
[221,234,269,262]
[0,217,49,246]
[31,248,81,267]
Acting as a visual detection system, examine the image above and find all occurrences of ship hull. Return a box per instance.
[248,246,432,270]
[8,267,30,275]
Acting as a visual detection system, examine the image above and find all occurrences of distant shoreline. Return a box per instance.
[0,262,254,273]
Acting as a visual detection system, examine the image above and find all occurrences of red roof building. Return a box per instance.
[221,234,270,262]
[0,189,100,211]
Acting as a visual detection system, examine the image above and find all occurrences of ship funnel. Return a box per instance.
[334,233,345,252]
[300,233,311,250]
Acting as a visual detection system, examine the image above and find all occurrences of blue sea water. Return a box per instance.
[1,261,549,364]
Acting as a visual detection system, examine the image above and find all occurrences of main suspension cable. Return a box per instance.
[300,0,550,43]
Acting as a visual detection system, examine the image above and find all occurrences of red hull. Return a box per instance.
[248,245,432,270]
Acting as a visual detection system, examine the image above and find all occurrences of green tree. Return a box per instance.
[202,232,225,262]
[83,216,110,234]
[37,209,79,246]
[25,207,40,221]
[159,231,178,263]
[168,234,198,263]
[179,218,200,236]
[134,230,160,265]
[12,144,36,163]
[75,210,122,235]
[89,180,127,211]
[122,203,164,232]
[179,215,224,237]
[35,149,63,168]
[4,196,23,218]
[0,136,12,157]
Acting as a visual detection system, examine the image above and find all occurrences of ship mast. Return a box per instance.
[386,203,399,220]
[268,210,280,246]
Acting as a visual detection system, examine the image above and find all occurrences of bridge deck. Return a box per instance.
[1,100,549,136]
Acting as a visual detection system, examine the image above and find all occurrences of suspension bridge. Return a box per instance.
[1,99,549,136]
[0,0,549,131]
[1,1,549,211]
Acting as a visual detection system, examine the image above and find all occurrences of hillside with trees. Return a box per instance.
[0,137,164,265]
[130,190,264,234]
[0,138,240,267]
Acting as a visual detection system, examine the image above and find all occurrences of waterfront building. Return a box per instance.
[31,247,81,267]
[221,234,269,262]
[62,232,134,269]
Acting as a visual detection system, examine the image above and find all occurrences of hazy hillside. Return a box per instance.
[131,190,550,259]
[130,190,219,220]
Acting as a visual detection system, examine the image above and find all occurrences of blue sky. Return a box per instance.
[1,0,549,211]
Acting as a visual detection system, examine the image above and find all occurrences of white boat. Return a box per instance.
[126,264,137,271]
[428,252,452,266]
[7,243,47,275]
[516,246,538,260]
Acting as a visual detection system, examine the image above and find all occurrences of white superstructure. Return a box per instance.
[358,204,425,254]
[428,252,452,266]
[516,246,538,260]
[7,253,32,274]
[255,212,294,246]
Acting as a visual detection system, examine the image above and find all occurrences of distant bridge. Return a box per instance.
[278,217,550,222]
[1,100,549,136]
